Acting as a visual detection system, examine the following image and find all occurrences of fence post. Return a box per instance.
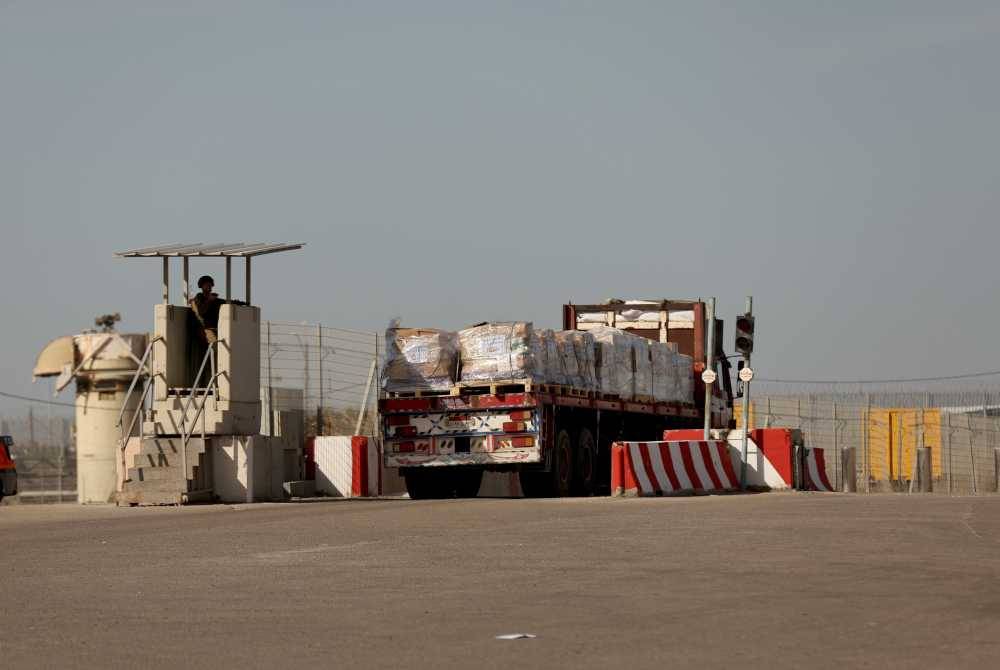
[864,394,871,493]
[833,401,839,490]
[317,323,324,436]
[969,413,978,495]
[917,447,932,493]
[995,447,1000,493]
[896,414,904,490]
[946,411,952,495]
[842,446,857,492]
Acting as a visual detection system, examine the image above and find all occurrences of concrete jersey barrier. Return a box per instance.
[611,440,739,497]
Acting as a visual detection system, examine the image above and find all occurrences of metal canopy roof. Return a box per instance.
[115,242,304,258]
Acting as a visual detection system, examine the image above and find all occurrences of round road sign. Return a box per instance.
[739,367,754,383]
[701,369,717,385]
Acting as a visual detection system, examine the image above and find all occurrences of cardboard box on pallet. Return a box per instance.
[383,328,459,392]
[458,322,547,383]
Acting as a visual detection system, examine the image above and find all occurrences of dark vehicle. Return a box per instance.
[0,436,16,502]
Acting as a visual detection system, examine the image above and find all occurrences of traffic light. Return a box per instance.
[734,314,754,356]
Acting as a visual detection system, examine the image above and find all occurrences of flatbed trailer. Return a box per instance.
[379,299,734,498]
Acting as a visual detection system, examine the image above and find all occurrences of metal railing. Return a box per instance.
[180,342,220,481]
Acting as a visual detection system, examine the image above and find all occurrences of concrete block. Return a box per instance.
[283,480,315,498]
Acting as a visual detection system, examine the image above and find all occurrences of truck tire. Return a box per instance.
[403,468,447,500]
[519,428,574,497]
[403,468,483,499]
[573,427,597,496]
[452,469,483,498]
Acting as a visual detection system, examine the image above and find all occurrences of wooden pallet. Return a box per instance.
[454,379,536,396]
[384,387,456,399]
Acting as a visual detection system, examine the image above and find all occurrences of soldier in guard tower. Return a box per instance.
[189,275,225,344]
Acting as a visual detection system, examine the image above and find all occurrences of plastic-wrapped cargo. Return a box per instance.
[673,352,694,404]
[650,342,675,402]
[538,329,565,386]
[553,331,581,388]
[632,337,653,400]
[572,331,597,392]
[589,326,634,399]
[551,331,597,391]
[458,322,547,383]
[383,328,459,392]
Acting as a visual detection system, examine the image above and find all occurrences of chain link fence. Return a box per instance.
[260,320,381,438]
[746,384,1000,495]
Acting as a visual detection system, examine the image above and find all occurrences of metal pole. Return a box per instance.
[162,257,169,304]
[317,324,324,436]
[969,413,978,495]
[225,257,232,302]
[739,296,752,489]
[355,360,377,435]
[864,393,871,493]
[183,257,189,303]
[702,297,716,441]
[245,257,252,305]
[832,401,839,491]
[946,411,952,494]
[266,321,274,437]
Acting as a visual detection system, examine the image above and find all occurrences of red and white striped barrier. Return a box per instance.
[801,448,834,492]
[664,428,797,490]
[611,440,740,497]
[314,436,381,497]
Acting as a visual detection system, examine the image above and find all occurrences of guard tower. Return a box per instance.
[114,242,303,504]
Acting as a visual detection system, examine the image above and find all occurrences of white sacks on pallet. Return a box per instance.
[590,326,634,399]
[383,328,459,392]
[632,336,653,400]
[651,342,676,402]
[674,353,694,404]
[552,330,580,387]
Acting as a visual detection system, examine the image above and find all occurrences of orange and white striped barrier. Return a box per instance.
[801,447,834,492]
[611,440,739,497]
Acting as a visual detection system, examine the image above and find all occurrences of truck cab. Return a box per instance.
[0,435,17,502]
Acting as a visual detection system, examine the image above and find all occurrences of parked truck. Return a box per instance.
[379,299,735,498]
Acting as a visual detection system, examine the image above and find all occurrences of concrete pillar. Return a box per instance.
[794,444,805,490]
[994,448,1000,493]
[842,447,857,493]
[917,447,932,493]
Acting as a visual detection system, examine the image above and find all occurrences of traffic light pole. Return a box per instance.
[739,296,753,490]
[703,297,716,441]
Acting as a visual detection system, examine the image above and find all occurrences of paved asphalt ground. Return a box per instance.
[2,493,1000,669]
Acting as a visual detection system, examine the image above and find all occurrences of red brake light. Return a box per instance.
[502,421,526,433]
[395,426,417,437]
[387,415,411,426]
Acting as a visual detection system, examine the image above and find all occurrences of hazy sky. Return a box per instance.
[2,1,998,410]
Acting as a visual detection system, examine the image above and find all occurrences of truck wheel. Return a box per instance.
[403,468,446,500]
[573,427,597,496]
[552,428,574,497]
[453,469,483,498]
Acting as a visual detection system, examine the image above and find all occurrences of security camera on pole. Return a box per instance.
[734,299,755,489]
